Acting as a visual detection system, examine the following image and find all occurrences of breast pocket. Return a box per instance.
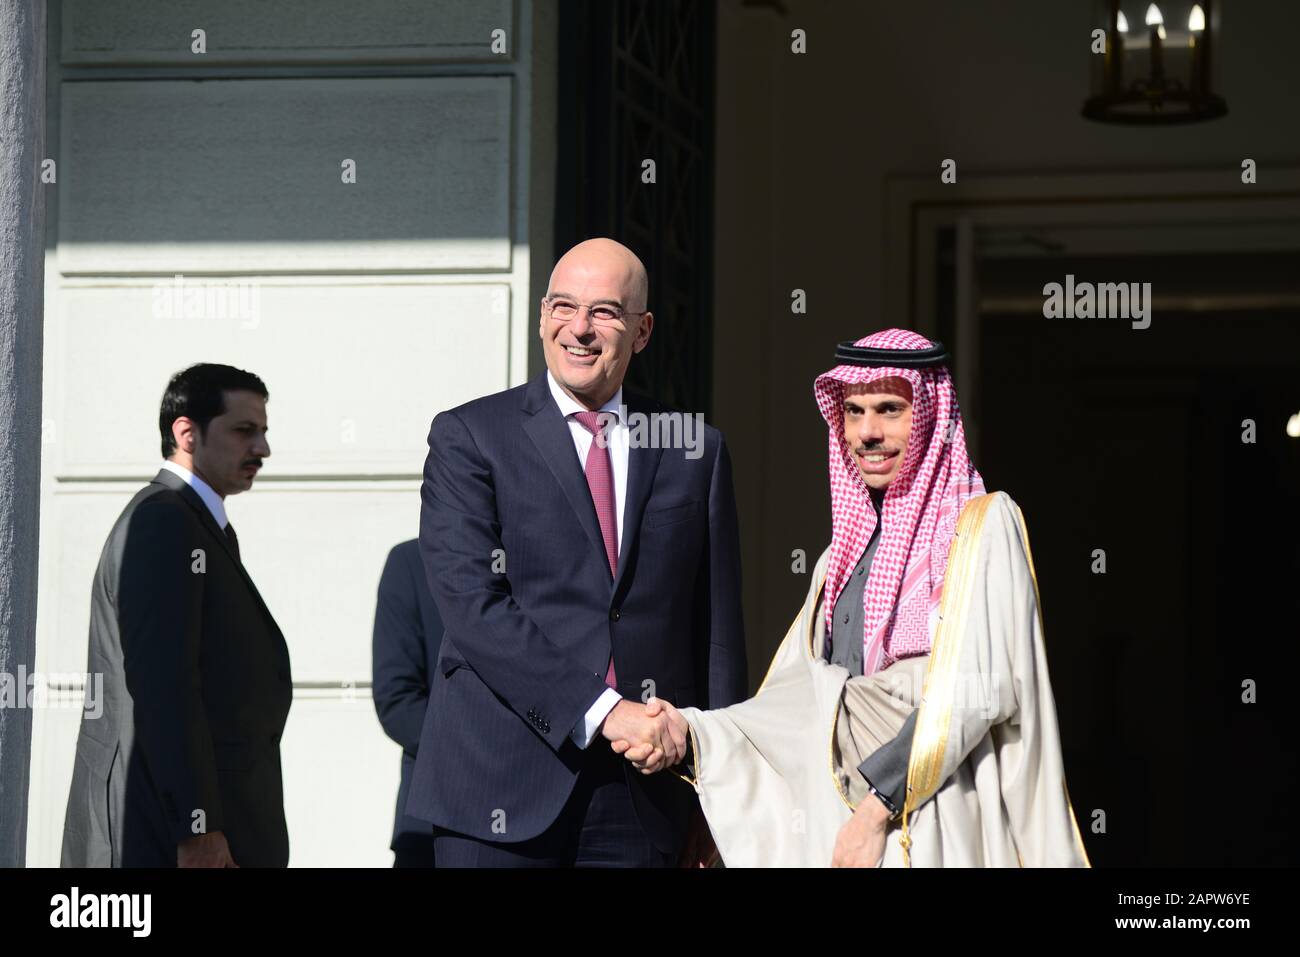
[644,501,700,528]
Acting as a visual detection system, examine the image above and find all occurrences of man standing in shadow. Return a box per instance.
[372,538,444,867]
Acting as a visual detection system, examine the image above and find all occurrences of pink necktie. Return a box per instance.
[573,411,619,688]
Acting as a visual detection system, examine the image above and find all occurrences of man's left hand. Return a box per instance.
[830,797,891,868]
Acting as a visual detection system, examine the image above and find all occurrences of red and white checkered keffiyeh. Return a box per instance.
[815,328,986,676]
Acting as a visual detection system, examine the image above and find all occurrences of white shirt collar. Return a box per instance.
[160,460,229,530]
[546,370,624,423]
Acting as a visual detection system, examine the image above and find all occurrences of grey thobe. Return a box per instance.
[826,489,917,816]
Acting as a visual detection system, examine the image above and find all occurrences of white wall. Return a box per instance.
[30,0,554,867]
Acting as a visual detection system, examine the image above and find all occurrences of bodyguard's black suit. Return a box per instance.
[62,468,292,867]
[372,539,444,864]
[406,373,748,859]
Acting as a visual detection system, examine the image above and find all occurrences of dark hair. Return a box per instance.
[159,363,269,458]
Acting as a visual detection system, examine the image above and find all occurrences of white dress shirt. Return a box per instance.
[160,460,228,529]
[546,371,627,747]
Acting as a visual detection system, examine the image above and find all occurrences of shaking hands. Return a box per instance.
[600,697,690,774]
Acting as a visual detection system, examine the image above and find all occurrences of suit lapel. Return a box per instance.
[613,392,663,594]
[154,469,239,563]
[152,469,286,642]
[520,376,609,571]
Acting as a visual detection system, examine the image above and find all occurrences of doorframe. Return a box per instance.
[883,166,1300,458]
[884,167,1300,335]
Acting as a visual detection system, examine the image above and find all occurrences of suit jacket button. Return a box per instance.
[610,608,621,621]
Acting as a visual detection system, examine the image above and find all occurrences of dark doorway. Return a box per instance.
[977,254,1300,866]
[554,0,716,415]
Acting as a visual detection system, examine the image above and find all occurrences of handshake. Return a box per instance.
[599,697,690,774]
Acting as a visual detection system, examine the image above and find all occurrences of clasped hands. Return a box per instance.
[600,698,689,774]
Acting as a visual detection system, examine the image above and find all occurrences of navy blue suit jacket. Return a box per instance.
[406,373,747,854]
[371,539,444,855]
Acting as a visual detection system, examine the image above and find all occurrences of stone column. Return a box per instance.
[0,0,46,868]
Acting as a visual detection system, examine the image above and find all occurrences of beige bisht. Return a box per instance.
[675,491,1090,868]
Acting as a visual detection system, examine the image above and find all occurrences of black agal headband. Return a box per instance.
[833,339,949,368]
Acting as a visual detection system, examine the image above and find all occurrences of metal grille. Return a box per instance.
[555,0,715,415]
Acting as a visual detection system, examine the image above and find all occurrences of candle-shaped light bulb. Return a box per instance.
[1188,4,1206,95]
[1109,8,1129,94]
[1146,4,1165,82]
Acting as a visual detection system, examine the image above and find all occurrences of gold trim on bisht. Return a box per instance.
[899,492,995,866]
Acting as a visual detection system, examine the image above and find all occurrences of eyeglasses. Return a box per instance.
[542,296,647,328]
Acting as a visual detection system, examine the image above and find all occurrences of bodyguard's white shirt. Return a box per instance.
[160,460,227,530]
[545,371,627,747]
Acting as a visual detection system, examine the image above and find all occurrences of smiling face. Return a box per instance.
[539,239,653,410]
[843,377,914,492]
[170,389,271,497]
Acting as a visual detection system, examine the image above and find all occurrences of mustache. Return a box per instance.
[242,459,263,469]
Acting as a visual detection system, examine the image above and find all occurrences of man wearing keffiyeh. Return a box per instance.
[646,329,1090,868]
[812,327,986,865]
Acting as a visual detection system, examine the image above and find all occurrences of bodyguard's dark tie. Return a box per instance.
[573,411,618,689]
[225,521,241,564]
